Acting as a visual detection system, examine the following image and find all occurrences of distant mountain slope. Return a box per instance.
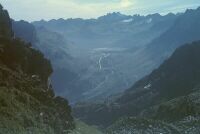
[74,41,200,129]
[32,12,178,103]
[0,4,75,133]
[12,20,37,44]
[120,41,200,105]
[147,7,200,60]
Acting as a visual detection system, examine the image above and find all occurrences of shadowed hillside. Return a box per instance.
[74,41,200,133]
[0,4,75,133]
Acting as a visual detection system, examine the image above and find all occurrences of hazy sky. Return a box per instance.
[1,0,200,22]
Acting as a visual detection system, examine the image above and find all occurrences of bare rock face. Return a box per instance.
[0,4,13,38]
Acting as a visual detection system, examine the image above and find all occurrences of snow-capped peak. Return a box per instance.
[122,18,133,23]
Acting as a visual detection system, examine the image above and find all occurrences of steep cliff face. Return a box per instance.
[0,4,13,38]
[0,4,74,133]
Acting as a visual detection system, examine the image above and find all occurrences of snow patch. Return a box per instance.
[144,83,151,89]
[146,18,152,23]
[122,18,133,23]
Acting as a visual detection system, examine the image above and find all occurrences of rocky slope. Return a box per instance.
[107,89,200,134]
[0,4,74,133]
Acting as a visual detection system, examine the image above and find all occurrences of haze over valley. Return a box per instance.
[1,1,200,133]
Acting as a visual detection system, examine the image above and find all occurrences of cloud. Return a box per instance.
[0,0,200,21]
[0,0,135,21]
[120,0,133,8]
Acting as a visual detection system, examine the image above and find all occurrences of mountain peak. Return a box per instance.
[98,12,129,22]
[147,13,161,17]
[108,12,124,16]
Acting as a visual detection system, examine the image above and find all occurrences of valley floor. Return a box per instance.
[70,120,103,134]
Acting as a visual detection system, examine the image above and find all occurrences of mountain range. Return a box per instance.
[14,7,200,104]
[14,11,180,103]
